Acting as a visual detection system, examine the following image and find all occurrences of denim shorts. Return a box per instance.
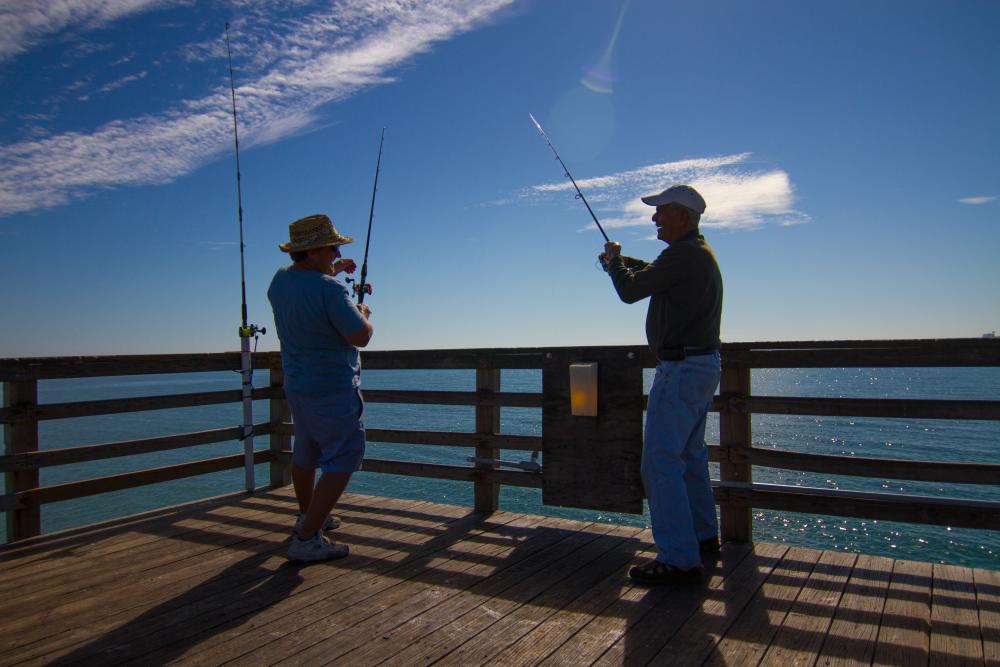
[286,389,366,474]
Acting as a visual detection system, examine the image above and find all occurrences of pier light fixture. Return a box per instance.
[569,362,599,417]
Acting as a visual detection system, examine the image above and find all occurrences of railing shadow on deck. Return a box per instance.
[0,490,634,664]
[39,494,538,665]
[0,486,988,664]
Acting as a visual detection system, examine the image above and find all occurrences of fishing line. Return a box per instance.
[528,112,610,243]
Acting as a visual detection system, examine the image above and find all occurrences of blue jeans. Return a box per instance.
[643,353,721,569]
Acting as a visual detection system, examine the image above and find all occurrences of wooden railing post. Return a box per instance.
[474,367,501,514]
[268,362,291,488]
[4,379,40,541]
[719,363,752,543]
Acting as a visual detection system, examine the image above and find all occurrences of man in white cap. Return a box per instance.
[601,184,723,584]
[268,214,373,562]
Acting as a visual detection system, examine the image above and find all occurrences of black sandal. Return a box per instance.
[629,560,703,585]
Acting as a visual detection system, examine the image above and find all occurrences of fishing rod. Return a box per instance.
[348,127,384,305]
[225,22,264,341]
[528,112,610,243]
[225,22,264,492]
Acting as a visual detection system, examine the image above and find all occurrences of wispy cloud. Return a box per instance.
[109,52,137,67]
[959,195,996,205]
[527,153,808,233]
[0,0,180,63]
[199,240,238,252]
[80,70,149,100]
[0,1,516,217]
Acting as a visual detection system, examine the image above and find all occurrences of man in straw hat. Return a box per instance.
[268,214,373,562]
[600,184,723,585]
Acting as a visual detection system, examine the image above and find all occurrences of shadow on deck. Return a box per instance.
[0,489,995,666]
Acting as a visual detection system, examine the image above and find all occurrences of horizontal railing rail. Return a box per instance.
[0,387,284,423]
[717,446,1000,484]
[0,422,273,471]
[0,353,269,381]
[0,451,273,512]
[359,389,543,408]
[2,338,998,544]
[713,481,999,530]
[738,395,1000,420]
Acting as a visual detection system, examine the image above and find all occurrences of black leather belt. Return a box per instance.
[658,346,719,361]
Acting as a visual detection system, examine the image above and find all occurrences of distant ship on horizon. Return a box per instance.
[984,331,996,338]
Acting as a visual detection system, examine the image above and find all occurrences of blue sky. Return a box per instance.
[1,0,997,356]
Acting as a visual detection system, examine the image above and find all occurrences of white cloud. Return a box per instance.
[199,240,238,251]
[0,0,181,62]
[528,153,809,233]
[94,70,148,95]
[0,0,516,217]
[958,196,996,205]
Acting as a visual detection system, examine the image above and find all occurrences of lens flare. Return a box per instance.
[580,0,628,95]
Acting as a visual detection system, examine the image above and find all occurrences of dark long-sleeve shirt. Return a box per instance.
[607,231,723,355]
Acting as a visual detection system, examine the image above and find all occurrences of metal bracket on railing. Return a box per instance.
[721,392,748,413]
[711,445,731,463]
[467,456,542,473]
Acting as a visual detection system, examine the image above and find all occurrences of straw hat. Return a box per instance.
[278,214,353,253]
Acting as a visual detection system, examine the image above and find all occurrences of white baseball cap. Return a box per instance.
[640,184,706,214]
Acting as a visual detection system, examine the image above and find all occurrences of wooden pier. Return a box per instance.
[0,487,995,666]
[2,339,999,664]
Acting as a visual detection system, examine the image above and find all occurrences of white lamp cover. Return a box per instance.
[569,362,598,417]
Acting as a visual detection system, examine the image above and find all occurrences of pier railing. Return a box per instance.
[2,338,999,544]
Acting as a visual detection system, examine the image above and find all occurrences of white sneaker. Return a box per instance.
[292,513,341,536]
[286,533,349,563]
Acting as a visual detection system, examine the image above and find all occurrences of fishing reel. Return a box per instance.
[345,278,373,298]
[238,324,267,339]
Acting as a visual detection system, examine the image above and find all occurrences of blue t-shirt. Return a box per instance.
[267,266,367,397]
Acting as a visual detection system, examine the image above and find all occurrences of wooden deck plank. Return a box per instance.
[758,549,857,666]
[488,542,660,666]
[0,492,297,580]
[220,511,561,665]
[645,539,796,665]
[706,546,823,667]
[872,559,932,667]
[815,554,894,666]
[930,562,984,665]
[426,525,644,667]
[0,501,289,617]
[287,520,625,666]
[539,543,754,666]
[974,567,1000,665]
[334,526,643,666]
[0,494,443,665]
[80,498,477,666]
[0,495,435,664]
[0,493,307,655]
[0,492,279,587]
[123,498,479,666]
[249,513,566,666]
[0,491,990,667]
[590,542,785,667]
[0,489,256,570]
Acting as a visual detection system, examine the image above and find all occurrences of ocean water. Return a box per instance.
[2,366,998,569]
